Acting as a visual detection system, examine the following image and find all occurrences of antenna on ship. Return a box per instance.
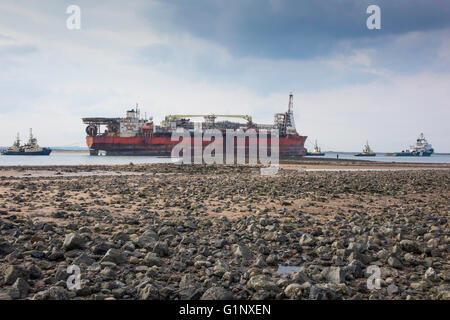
[284,92,296,133]
[288,92,293,113]
[14,132,20,147]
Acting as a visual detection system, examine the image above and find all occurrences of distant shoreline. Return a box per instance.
[51,149,89,154]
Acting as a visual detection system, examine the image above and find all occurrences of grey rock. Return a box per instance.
[73,253,95,266]
[76,283,92,297]
[63,233,85,251]
[11,278,31,299]
[233,245,252,260]
[376,249,390,261]
[436,284,450,300]
[100,249,127,265]
[403,253,422,266]
[299,233,314,246]
[387,283,399,295]
[158,226,177,236]
[153,241,169,257]
[6,286,20,300]
[348,251,371,265]
[112,288,125,299]
[214,239,226,248]
[284,283,303,299]
[291,271,310,284]
[47,247,64,261]
[92,242,113,255]
[0,290,12,300]
[388,256,403,269]
[133,230,159,248]
[343,264,364,279]
[100,267,116,280]
[213,259,230,277]
[348,242,367,253]
[112,232,130,242]
[55,264,70,281]
[32,286,70,300]
[324,267,345,284]
[200,287,233,300]
[399,240,421,254]
[139,284,159,300]
[179,274,199,290]
[266,254,278,266]
[143,253,163,267]
[253,256,268,268]
[180,236,193,245]
[0,241,16,258]
[4,265,30,285]
[309,284,336,300]
[424,267,438,281]
[247,275,280,293]
[179,287,203,300]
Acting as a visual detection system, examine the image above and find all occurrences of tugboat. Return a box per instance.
[1,129,52,155]
[386,133,434,157]
[355,141,376,156]
[306,140,325,156]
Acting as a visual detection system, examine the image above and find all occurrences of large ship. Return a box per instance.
[386,133,434,157]
[1,129,52,156]
[82,94,307,157]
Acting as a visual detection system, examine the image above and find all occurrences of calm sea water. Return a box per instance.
[312,152,450,164]
[0,152,177,166]
[0,151,449,166]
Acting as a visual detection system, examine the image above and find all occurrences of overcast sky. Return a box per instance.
[0,0,449,151]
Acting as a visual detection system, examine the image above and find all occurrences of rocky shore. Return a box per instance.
[0,163,448,300]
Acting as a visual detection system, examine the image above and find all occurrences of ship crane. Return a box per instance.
[165,114,253,123]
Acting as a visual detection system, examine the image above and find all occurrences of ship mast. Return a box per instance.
[285,92,296,134]
[14,133,20,147]
[288,92,293,113]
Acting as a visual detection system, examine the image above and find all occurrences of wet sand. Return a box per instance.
[0,157,448,178]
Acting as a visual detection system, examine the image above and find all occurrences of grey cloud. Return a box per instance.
[141,0,450,59]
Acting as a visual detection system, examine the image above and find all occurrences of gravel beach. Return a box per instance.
[0,161,448,300]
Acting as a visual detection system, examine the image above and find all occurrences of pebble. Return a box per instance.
[0,164,448,300]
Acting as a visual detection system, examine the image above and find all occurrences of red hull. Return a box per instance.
[86,133,307,157]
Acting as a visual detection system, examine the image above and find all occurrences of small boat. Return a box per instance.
[306,140,325,156]
[355,141,376,156]
[385,133,434,157]
[1,129,52,156]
